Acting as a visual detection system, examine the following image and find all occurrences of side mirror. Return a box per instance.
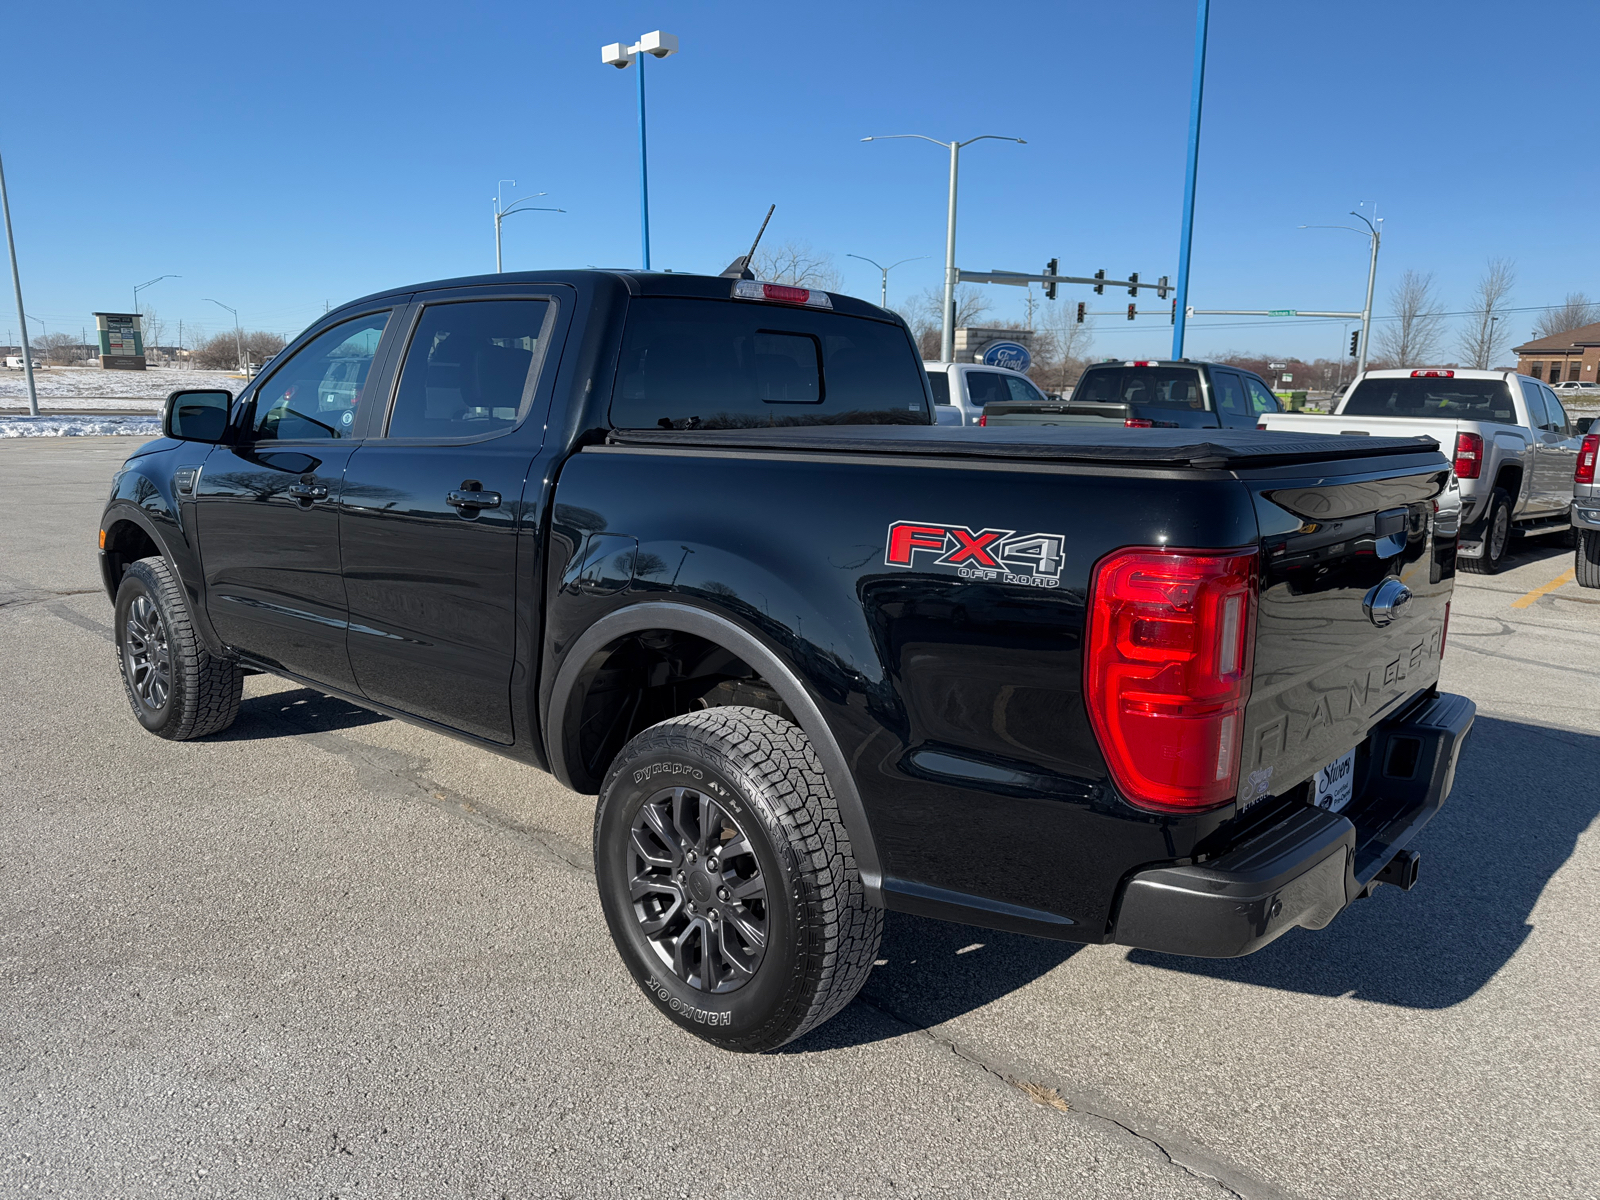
[163,389,233,443]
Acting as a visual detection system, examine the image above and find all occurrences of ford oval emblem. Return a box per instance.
[980,340,1032,372]
[1363,578,1412,627]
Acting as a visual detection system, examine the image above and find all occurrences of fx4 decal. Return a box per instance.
[884,521,1065,588]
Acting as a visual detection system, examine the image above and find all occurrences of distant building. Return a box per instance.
[1513,322,1600,384]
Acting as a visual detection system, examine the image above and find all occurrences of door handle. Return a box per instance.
[447,489,501,510]
[288,482,329,500]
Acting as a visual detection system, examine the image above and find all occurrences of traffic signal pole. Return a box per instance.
[1170,0,1210,361]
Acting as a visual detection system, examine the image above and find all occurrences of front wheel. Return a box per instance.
[1578,528,1600,589]
[1461,488,1511,575]
[114,557,243,739]
[594,707,882,1052]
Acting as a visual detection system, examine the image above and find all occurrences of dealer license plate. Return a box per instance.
[1313,749,1357,813]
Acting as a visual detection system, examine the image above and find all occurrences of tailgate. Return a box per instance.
[1235,454,1456,809]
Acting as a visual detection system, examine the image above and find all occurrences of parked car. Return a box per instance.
[1551,380,1600,398]
[98,269,1473,1052]
[923,360,1051,425]
[980,359,1282,429]
[1260,369,1580,574]
[1574,432,1600,588]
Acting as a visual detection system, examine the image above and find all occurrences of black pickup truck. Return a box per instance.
[981,358,1284,429]
[99,270,1474,1052]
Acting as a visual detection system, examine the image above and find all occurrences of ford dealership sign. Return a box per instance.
[980,340,1031,372]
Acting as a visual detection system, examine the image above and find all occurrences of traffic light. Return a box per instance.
[1349,330,1360,358]
[1127,303,1136,321]
[1093,269,1105,295]
[1044,258,1059,300]
[1170,298,1177,325]
[1076,302,1086,324]
[1157,275,1170,299]
[1128,272,1139,296]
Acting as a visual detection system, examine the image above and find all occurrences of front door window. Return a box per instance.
[249,312,390,441]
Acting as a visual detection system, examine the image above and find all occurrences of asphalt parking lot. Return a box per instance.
[3,436,1596,1199]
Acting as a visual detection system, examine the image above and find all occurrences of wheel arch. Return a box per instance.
[545,601,884,905]
[100,507,168,601]
[1492,462,1523,508]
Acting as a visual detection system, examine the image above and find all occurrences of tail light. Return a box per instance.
[1125,418,1155,428]
[1577,434,1599,484]
[977,413,988,426]
[1453,432,1483,480]
[1085,548,1259,812]
[1256,422,1268,430]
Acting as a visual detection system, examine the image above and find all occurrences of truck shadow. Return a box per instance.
[1125,715,1597,1007]
[210,687,390,740]
[1501,533,1574,570]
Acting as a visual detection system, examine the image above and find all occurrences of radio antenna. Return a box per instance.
[720,204,776,279]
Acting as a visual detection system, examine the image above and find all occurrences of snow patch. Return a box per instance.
[0,415,164,438]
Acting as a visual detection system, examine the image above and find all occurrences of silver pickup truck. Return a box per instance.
[1260,368,1579,574]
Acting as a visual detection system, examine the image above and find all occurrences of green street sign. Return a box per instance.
[1268,309,1297,317]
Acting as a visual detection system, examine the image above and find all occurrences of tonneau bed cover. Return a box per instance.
[605,425,1442,471]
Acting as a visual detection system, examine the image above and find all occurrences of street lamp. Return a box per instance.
[1299,209,1382,374]
[861,133,1026,363]
[203,298,244,373]
[846,253,929,309]
[134,274,179,317]
[601,30,680,271]
[493,189,565,273]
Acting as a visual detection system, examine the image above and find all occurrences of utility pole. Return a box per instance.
[0,148,39,416]
[1170,0,1210,362]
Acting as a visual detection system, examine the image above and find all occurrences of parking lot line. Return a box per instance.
[1510,567,1576,609]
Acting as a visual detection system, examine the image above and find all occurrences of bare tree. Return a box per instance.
[1532,292,1600,340]
[1034,303,1095,392]
[1455,259,1515,369]
[33,331,79,365]
[192,330,285,370]
[900,285,993,359]
[139,308,168,364]
[752,240,842,291]
[1375,270,1446,367]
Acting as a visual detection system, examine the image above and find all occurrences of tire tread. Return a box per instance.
[119,557,242,740]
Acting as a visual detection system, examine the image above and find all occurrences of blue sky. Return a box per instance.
[5,0,1597,361]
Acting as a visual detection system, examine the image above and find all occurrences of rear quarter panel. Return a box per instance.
[544,444,1260,934]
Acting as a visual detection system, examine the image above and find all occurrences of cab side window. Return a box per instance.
[1005,375,1047,404]
[1521,380,1548,430]
[964,371,1010,408]
[1212,371,1250,421]
[1245,376,1282,415]
[1541,386,1570,434]
[385,299,551,439]
[249,312,390,441]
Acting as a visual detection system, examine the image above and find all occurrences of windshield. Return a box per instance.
[1074,366,1208,411]
[610,298,930,429]
[1342,378,1517,425]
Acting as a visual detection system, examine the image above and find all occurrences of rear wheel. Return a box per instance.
[1578,529,1600,589]
[1461,488,1511,575]
[114,557,242,739]
[594,707,881,1052]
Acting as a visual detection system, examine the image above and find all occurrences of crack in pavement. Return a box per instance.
[851,992,1293,1200]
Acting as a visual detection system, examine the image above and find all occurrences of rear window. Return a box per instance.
[1075,366,1208,411]
[610,298,930,429]
[1341,378,1517,425]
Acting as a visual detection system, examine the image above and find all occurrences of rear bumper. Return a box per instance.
[1110,691,1475,958]
[1572,501,1600,532]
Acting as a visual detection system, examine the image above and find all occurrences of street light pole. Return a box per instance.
[845,253,929,309]
[204,298,243,373]
[1352,210,1382,375]
[1171,0,1210,361]
[601,32,680,271]
[862,133,1026,362]
[133,274,179,318]
[0,147,39,416]
[492,189,560,272]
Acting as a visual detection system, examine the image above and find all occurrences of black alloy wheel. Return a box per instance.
[123,593,171,715]
[629,785,768,993]
[594,706,881,1052]
[114,557,243,740]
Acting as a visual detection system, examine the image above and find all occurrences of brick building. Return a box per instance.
[1513,322,1600,384]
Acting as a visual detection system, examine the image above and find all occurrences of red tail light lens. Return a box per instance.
[1577,434,1599,484]
[1453,432,1483,480]
[978,413,988,426]
[1125,418,1155,428]
[1085,548,1259,812]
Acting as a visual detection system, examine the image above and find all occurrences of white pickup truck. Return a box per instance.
[1259,368,1580,574]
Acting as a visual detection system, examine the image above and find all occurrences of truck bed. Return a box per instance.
[607,425,1440,471]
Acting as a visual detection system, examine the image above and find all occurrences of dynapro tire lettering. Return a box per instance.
[633,761,705,784]
[885,521,1066,587]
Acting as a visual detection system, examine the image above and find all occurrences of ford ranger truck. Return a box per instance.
[1260,368,1580,573]
[97,270,1475,1051]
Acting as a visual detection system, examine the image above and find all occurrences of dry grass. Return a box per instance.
[1014,1080,1071,1112]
